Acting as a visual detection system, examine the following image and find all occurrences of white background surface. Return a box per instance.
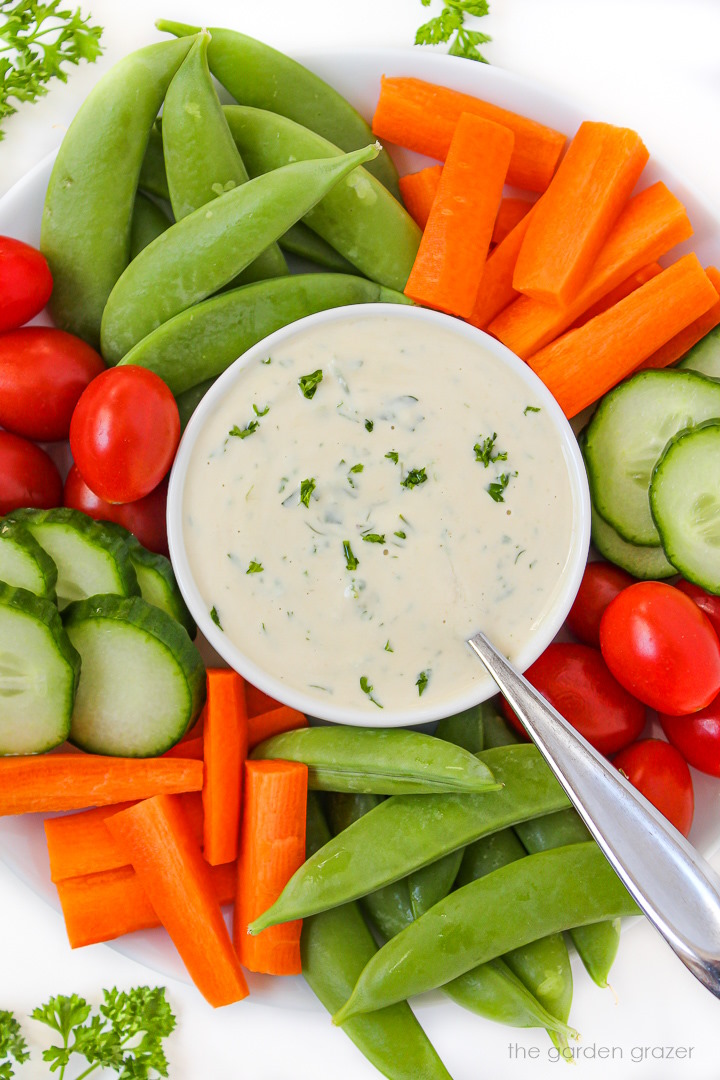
[3,1,720,1077]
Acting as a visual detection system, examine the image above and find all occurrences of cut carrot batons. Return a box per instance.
[244,681,282,718]
[527,254,719,418]
[513,121,649,306]
[635,266,720,371]
[372,76,565,192]
[163,736,204,760]
[57,860,236,949]
[569,262,663,329]
[492,197,534,246]
[106,794,248,1007]
[491,182,693,356]
[0,755,203,816]
[248,706,308,750]
[467,206,536,329]
[404,113,514,317]
[398,165,443,229]
[203,669,249,866]
[234,760,308,976]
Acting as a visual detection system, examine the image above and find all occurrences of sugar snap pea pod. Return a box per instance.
[251,726,499,795]
[138,123,169,200]
[130,193,172,261]
[407,850,464,918]
[101,142,380,362]
[156,20,401,199]
[223,105,420,291]
[116,273,411,394]
[280,223,358,273]
[481,701,522,749]
[176,378,216,432]
[41,36,196,347]
[302,793,453,1080]
[248,744,570,933]
[333,843,641,1024]
[162,32,286,283]
[434,704,485,754]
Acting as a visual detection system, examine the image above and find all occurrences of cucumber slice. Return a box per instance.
[677,324,720,379]
[63,594,206,756]
[650,420,720,593]
[584,370,720,546]
[0,520,58,600]
[5,508,139,610]
[591,504,676,580]
[0,582,80,755]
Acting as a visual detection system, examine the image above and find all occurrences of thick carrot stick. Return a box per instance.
[513,121,649,306]
[248,706,308,750]
[398,165,443,229]
[0,756,203,816]
[404,113,514,317]
[372,76,565,192]
[203,669,249,866]
[244,682,282,718]
[490,182,692,356]
[106,794,248,1007]
[527,254,719,418]
[570,262,663,328]
[163,736,204,760]
[44,792,204,883]
[233,760,308,975]
[467,206,536,329]
[635,266,720,371]
[57,860,237,949]
[492,196,534,245]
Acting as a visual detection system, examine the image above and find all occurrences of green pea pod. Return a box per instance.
[101,141,380,362]
[176,378,216,432]
[156,20,401,200]
[130,193,172,261]
[251,726,499,795]
[407,850,463,918]
[223,105,420,291]
[248,744,570,933]
[138,123,168,200]
[333,843,640,1024]
[481,701,522,749]
[434,704,485,754]
[41,36,196,347]
[116,273,411,395]
[302,793,453,1080]
[162,32,286,283]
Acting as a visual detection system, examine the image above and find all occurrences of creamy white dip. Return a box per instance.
[182,313,575,715]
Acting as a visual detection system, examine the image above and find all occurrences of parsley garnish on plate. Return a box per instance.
[360,675,383,709]
[228,419,259,439]
[298,369,323,399]
[210,606,223,630]
[487,471,517,503]
[253,403,270,417]
[246,560,264,574]
[473,432,507,467]
[416,670,430,696]
[300,477,316,507]
[343,540,359,571]
[365,419,374,432]
[524,405,541,415]
[385,450,399,464]
[401,466,428,489]
[414,0,491,64]
[362,532,386,544]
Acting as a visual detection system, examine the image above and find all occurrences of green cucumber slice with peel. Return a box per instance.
[677,324,720,379]
[5,508,139,610]
[63,594,206,756]
[0,520,58,600]
[0,582,81,756]
[591,504,676,580]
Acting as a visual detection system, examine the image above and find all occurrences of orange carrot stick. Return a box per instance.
[635,266,720,371]
[203,668,249,866]
[248,706,308,750]
[57,860,237,949]
[244,681,282,718]
[527,254,720,418]
[398,165,443,229]
[163,736,204,760]
[467,205,536,329]
[513,121,649,306]
[233,760,308,975]
[0,756,203,816]
[492,197,534,246]
[491,182,692,356]
[106,794,248,1007]
[570,262,663,328]
[404,113,514,317]
[372,76,565,192]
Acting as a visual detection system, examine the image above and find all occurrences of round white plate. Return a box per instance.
[1,48,720,1002]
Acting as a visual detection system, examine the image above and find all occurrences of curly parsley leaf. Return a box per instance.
[298,369,323,399]
[415,0,491,64]
[0,1010,29,1078]
[487,470,517,503]
[473,432,507,467]
[416,670,430,696]
[401,466,428,490]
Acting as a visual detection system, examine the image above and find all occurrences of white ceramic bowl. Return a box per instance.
[168,303,591,726]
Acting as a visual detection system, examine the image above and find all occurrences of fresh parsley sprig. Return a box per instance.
[0,1010,29,1079]
[415,0,491,64]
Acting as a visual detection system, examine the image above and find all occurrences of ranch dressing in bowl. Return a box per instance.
[171,305,589,725]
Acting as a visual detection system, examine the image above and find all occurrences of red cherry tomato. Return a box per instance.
[675,579,720,640]
[0,327,105,441]
[600,581,720,715]
[63,464,169,556]
[565,561,635,646]
[69,367,180,504]
[0,236,53,332]
[501,642,646,756]
[660,694,720,778]
[0,430,63,514]
[613,738,694,836]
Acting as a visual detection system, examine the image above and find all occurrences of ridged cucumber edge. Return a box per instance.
[0,519,59,600]
[0,580,81,695]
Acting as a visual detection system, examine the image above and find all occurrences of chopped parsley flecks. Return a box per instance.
[384,640,394,653]
[385,450,399,464]
[416,670,430,696]
[253,403,270,417]
[210,606,222,630]
[279,476,289,493]
[298,369,323,399]
[300,477,316,508]
[349,463,364,473]
[394,530,407,539]
[487,471,517,503]
[360,675,383,709]
[473,432,507,468]
[362,533,386,544]
[401,466,428,490]
[365,419,374,432]
[229,419,259,439]
[246,560,264,574]
[261,356,272,364]
[524,405,541,414]
[343,540,359,571]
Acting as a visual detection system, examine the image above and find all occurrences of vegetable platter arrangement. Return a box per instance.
[2,5,720,1079]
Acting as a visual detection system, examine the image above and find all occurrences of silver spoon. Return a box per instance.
[467,629,720,999]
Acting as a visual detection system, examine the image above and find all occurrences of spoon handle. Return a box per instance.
[467,630,720,998]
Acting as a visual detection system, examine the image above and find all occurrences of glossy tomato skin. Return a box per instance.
[63,464,169,556]
[69,367,180,504]
[660,695,720,778]
[565,561,635,646]
[0,236,53,332]
[613,738,694,836]
[0,430,63,514]
[675,580,720,640]
[501,642,646,756]
[0,327,106,441]
[600,581,720,715]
